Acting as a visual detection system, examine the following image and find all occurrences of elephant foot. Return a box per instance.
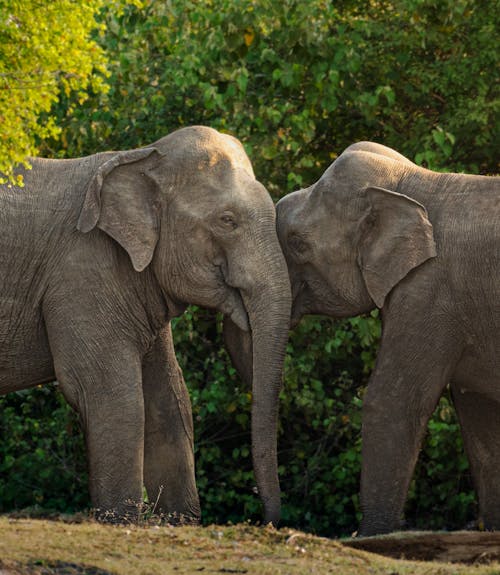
[92,503,142,525]
[92,505,200,527]
[162,511,201,526]
[480,515,500,532]
[357,516,404,538]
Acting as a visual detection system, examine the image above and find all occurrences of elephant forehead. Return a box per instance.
[199,149,254,179]
[157,126,255,177]
[277,188,311,223]
[216,134,255,173]
[309,174,367,222]
[173,172,274,216]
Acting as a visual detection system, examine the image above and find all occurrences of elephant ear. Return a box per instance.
[77,148,161,272]
[358,186,437,308]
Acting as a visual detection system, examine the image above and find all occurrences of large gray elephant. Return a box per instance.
[0,126,291,524]
[276,141,500,536]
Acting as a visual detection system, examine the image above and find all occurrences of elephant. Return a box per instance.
[275,141,500,536]
[0,126,291,524]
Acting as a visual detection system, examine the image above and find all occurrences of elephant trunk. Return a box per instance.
[242,255,291,525]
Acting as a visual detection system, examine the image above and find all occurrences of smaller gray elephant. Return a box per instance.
[0,126,291,524]
[276,142,500,536]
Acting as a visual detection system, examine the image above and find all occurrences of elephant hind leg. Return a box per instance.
[451,384,500,529]
[142,324,201,524]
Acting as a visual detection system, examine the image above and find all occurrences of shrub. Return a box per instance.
[0,385,87,513]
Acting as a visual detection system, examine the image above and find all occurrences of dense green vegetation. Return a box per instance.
[0,0,111,183]
[1,0,497,536]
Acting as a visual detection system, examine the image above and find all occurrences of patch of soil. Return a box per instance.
[0,561,115,575]
[0,560,27,575]
[32,562,115,575]
[343,531,500,564]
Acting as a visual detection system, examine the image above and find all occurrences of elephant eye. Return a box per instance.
[220,214,238,230]
[288,234,307,255]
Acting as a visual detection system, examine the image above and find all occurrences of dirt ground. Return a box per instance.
[3,517,500,574]
[345,530,500,564]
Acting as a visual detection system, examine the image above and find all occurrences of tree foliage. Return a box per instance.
[0,0,143,184]
[1,0,496,535]
[49,0,498,185]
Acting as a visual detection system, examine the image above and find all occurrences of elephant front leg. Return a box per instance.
[52,344,146,523]
[142,324,201,524]
[359,324,460,536]
[86,384,145,522]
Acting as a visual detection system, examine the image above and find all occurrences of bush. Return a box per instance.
[46,0,498,182]
[406,394,477,530]
[175,311,377,533]
[0,385,87,513]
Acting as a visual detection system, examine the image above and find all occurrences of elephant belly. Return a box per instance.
[0,322,55,394]
[452,343,500,400]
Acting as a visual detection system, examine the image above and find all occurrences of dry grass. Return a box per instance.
[2,517,500,575]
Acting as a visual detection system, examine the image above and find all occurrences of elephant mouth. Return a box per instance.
[290,279,308,327]
[214,261,250,332]
[222,288,249,331]
[164,294,189,319]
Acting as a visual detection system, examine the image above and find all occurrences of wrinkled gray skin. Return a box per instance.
[0,126,291,525]
[276,142,500,536]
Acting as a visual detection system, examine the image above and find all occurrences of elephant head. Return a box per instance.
[77,126,291,524]
[276,142,437,322]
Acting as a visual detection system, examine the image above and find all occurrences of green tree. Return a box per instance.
[0,0,143,184]
[49,0,498,185]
